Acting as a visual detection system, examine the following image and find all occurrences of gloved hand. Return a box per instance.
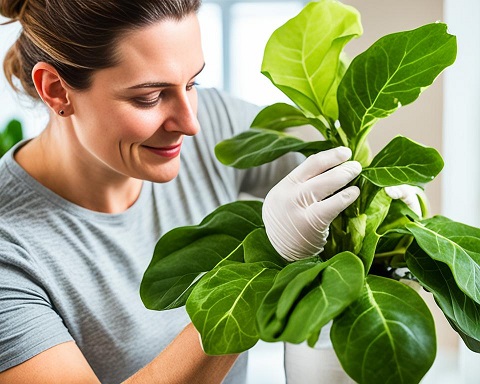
[385,185,427,218]
[262,147,362,262]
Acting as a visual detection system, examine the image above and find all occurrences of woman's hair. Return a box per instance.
[1,0,202,99]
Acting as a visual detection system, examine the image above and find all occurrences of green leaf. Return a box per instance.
[214,128,334,168]
[338,23,457,149]
[140,201,263,310]
[362,136,444,187]
[331,275,436,384]
[446,317,480,353]
[257,252,364,344]
[358,189,392,271]
[251,103,317,131]
[186,262,280,355]
[347,214,367,254]
[262,0,362,120]
[251,103,331,141]
[378,198,421,234]
[243,228,288,268]
[405,216,480,304]
[406,242,480,350]
[0,119,23,157]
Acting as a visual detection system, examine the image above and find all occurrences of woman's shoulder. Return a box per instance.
[196,87,261,139]
[0,142,52,227]
[197,86,253,107]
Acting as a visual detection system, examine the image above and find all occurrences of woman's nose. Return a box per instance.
[163,91,200,136]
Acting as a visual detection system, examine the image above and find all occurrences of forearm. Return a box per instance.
[124,323,239,384]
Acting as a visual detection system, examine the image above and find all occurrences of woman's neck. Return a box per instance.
[14,126,143,214]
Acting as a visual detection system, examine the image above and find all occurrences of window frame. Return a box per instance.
[201,0,309,93]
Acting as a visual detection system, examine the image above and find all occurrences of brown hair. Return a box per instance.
[1,0,202,99]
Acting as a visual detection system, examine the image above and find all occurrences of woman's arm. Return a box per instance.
[0,323,238,384]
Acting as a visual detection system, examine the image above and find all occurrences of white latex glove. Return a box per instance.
[384,185,426,218]
[284,321,355,384]
[262,147,362,262]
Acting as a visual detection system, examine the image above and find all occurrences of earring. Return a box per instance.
[58,110,65,116]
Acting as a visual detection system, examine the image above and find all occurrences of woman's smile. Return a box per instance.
[142,141,183,158]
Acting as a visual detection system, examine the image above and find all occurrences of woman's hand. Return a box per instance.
[385,184,427,218]
[262,147,362,262]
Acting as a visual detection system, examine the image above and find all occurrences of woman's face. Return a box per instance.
[67,14,204,183]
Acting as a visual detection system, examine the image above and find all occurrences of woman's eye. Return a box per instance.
[186,81,199,91]
[133,93,162,108]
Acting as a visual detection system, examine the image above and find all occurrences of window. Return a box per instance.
[198,1,307,106]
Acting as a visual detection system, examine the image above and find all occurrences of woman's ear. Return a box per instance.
[32,62,73,116]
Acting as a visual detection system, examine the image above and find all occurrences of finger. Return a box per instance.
[307,186,361,226]
[385,185,423,217]
[302,161,362,202]
[402,194,422,217]
[288,147,353,183]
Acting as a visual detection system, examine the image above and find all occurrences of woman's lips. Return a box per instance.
[143,143,182,159]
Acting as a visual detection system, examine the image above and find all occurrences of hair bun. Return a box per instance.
[0,0,29,20]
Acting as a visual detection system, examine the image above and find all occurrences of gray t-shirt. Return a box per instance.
[0,88,300,383]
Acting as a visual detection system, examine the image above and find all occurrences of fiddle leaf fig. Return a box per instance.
[338,22,457,154]
[256,252,364,344]
[405,217,480,304]
[243,228,288,267]
[406,241,480,350]
[186,261,280,354]
[331,276,436,384]
[140,201,263,310]
[262,0,362,120]
[141,2,477,383]
[357,189,391,270]
[250,103,319,131]
[362,136,444,187]
[215,128,334,168]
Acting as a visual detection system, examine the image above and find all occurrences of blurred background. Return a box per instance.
[1,0,479,382]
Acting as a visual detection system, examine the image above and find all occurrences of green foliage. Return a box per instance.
[362,136,444,187]
[261,0,362,121]
[186,261,280,354]
[331,276,436,384]
[256,252,364,345]
[141,1,478,383]
[0,119,23,157]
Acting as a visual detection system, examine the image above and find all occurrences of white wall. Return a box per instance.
[443,0,480,227]
[443,1,480,382]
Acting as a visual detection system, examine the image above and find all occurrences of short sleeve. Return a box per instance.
[0,240,72,372]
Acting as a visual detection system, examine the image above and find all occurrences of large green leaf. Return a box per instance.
[446,318,480,353]
[405,216,480,304]
[186,261,280,355]
[331,275,436,384]
[406,242,480,350]
[243,228,288,268]
[251,103,332,142]
[362,136,444,187]
[262,0,362,120]
[215,128,334,168]
[338,23,456,149]
[257,252,364,344]
[251,103,319,131]
[140,201,263,310]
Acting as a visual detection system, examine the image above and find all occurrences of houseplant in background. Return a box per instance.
[141,0,480,383]
[0,119,22,158]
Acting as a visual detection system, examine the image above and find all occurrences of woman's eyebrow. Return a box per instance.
[127,62,205,90]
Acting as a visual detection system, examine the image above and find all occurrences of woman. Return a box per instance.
[0,0,365,383]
